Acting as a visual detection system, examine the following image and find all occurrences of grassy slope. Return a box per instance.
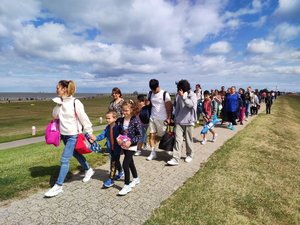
[145,95,300,225]
[0,142,108,202]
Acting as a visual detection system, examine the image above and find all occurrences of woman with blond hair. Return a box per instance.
[45,80,96,198]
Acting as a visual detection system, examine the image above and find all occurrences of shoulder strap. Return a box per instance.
[148,91,152,101]
[163,91,167,102]
[73,99,81,133]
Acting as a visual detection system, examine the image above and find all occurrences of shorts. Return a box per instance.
[149,118,167,137]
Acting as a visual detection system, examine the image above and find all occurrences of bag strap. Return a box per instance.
[73,99,81,134]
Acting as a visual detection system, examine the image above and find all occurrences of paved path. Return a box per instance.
[0,112,261,225]
[0,125,106,151]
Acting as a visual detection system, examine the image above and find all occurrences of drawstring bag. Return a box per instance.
[75,133,101,154]
[158,126,175,151]
[45,119,60,147]
[73,99,101,154]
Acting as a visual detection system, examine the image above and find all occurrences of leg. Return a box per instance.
[172,124,184,162]
[128,151,138,179]
[56,135,77,185]
[185,125,194,157]
[123,150,135,185]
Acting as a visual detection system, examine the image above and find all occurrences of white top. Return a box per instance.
[149,89,171,121]
[52,96,93,135]
[195,89,203,101]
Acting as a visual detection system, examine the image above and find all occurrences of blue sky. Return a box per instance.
[0,0,300,93]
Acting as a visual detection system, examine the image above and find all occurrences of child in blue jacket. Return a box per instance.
[96,110,123,188]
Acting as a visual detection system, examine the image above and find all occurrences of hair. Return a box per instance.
[195,84,201,89]
[239,88,245,94]
[177,79,191,93]
[106,109,118,118]
[111,87,122,97]
[203,90,210,96]
[149,79,159,91]
[58,80,76,96]
[122,100,139,116]
[137,94,146,102]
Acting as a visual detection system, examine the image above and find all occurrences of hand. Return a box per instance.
[116,138,122,146]
[88,134,96,142]
[165,118,171,125]
[178,89,184,96]
[124,141,131,149]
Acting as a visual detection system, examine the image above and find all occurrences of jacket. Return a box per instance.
[96,124,122,155]
[174,91,197,126]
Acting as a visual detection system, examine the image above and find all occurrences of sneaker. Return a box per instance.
[44,184,63,198]
[135,150,142,156]
[146,150,157,161]
[230,126,235,131]
[185,156,193,163]
[167,158,179,166]
[212,134,218,142]
[200,139,207,145]
[83,168,95,183]
[115,171,124,181]
[245,118,248,121]
[227,123,232,129]
[118,185,132,196]
[103,179,114,188]
[129,177,140,188]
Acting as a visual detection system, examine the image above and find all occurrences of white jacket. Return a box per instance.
[52,96,93,135]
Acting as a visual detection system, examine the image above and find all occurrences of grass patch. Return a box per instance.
[145,95,300,225]
[0,141,108,202]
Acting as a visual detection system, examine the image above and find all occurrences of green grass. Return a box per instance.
[0,95,125,143]
[145,95,300,225]
[0,141,108,202]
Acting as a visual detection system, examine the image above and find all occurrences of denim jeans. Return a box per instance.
[56,135,90,185]
[245,101,251,117]
[140,124,149,145]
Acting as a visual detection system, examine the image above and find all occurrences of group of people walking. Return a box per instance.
[45,79,275,197]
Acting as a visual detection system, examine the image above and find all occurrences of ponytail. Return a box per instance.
[58,80,76,97]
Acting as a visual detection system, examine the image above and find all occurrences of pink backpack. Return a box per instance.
[45,119,60,147]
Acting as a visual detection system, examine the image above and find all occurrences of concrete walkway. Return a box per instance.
[0,112,261,225]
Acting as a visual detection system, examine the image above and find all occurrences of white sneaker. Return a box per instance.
[200,139,207,145]
[167,158,179,166]
[185,156,193,163]
[118,185,132,196]
[212,133,218,142]
[129,177,140,188]
[135,150,142,156]
[83,168,95,183]
[44,184,63,197]
[146,150,157,161]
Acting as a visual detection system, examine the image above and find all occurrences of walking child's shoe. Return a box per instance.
[129,177,140,188]
[115,171,124,181]
[83,167,95,183]
[118,185,132,196]
[134,150,142,156]
[167,158,179,166]
[212,133,218,142]
[103,179,114,188]
[44,184,63,198]
[200,139,207,145]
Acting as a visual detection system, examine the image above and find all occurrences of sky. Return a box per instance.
[0,0,300,93]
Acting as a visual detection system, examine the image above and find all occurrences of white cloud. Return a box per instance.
[274,0,300,21]
[247,39,275,54]
[207,41,231,54]
[271,23,300,42]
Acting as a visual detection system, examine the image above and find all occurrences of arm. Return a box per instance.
[74,99,93,134]
[95,128,107,142]
[182,92,197,108]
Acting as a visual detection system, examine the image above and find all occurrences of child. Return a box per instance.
[135,94,150,156]
[96,110,123,188]
[116,101,142,196]
[200,90,217,145]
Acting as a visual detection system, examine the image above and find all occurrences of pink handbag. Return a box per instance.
[45,119,60,147]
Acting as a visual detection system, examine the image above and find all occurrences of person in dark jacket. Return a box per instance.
[265,92,273,114]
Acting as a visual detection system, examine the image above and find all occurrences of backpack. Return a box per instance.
[139,90,168,124]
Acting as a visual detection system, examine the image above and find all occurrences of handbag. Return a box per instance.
[75,133,101,154]
[45,119,60,147]
[73,99,101,154]
[158,126,175,151]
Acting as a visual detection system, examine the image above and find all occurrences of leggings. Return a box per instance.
[122,150,138,185]
[109,153,122,180]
